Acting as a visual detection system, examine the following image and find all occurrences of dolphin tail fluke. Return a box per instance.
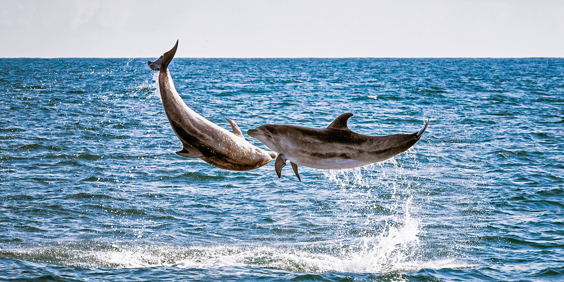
[291,162,301,181]
[416,120,430,138]
[148,56,163,71]
[275,154,287,178]
[161,40,179,71]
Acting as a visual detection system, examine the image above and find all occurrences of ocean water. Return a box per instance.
[0,57,563,281]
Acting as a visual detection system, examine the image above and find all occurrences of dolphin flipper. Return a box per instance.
[176,143,203,158]
[275,154,287,178]
[290,162,301,181]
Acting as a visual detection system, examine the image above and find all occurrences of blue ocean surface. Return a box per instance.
[0,58,563,281]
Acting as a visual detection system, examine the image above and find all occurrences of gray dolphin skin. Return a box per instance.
[247,113,429,181]
[148,40,276,171]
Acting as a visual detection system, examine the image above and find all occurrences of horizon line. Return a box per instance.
[2,56,563,59]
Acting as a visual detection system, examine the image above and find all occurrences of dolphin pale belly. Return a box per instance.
[149,41,276,171]
[247,113,429,180]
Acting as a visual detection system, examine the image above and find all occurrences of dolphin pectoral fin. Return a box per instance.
[148,55,164,71]
[327,113,353,130]
[225,118,245,138]
[175,144,203,158]
[290,162,301,182]
[275,154,287,178]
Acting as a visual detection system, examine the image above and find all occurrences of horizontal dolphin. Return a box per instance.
[247,113,429,181]
[148,40,276,171]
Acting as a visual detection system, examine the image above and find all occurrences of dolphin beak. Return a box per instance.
[247,129,259,137]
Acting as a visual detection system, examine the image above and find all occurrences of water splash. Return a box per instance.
[145,72,160,100]
[321,151,420,188]
[312,152,433,273]
[1,236,468,274]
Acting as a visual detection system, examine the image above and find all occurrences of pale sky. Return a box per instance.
[1,0,563,58]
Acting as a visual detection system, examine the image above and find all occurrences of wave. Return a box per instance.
[1,232,468,275]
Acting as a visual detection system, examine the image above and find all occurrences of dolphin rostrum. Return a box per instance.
[148,40,276,171]
[247,113,429,181]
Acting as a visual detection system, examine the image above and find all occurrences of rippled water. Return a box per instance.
[1,58,563,281]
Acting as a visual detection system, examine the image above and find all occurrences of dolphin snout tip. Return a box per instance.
[247,129,258,137]
[268,151,277,159]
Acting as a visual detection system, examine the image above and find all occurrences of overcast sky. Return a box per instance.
[1,0,563,58]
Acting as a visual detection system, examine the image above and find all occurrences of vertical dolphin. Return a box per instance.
[149,40,276,171]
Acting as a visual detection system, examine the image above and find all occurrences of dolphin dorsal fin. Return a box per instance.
[226,118,245,138]
[327,113,353,130]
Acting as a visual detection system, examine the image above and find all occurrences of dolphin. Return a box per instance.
[247,113,429,181]
[148,40,276,171]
